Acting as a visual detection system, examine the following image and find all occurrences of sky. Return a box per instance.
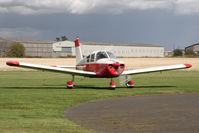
[0,0,199,50]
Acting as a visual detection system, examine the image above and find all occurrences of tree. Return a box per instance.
[61,36,68,41]
[173,49,183,56]
[56,37,60,42]
[185,49,195,56]
[6,42,25,57]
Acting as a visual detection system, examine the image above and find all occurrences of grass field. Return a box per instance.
[0,71,199,133]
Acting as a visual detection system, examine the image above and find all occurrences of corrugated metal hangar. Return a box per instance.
[185,44,199,54]
[53,41,164,57]
[0,37,55,57]
[0,37,164,57]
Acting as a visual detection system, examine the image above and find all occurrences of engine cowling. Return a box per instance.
[107,62,125,77]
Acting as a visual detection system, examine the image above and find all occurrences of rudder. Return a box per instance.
[74,36,83,64]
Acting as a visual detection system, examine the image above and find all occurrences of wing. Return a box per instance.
[6,61,96,77]
[122,64,192,75]
[51,65,76,68]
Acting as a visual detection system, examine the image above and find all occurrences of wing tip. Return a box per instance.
[6,61,20,66]
[184,64,192,68]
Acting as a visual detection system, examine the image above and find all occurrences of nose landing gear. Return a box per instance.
[110,79,116,90]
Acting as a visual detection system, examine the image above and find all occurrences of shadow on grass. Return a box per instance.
[74,85,176,90]
[0,86,66,90]
[0,85,176,90]
[134,85,176,88]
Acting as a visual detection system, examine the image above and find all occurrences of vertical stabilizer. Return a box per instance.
[74,36,83,64]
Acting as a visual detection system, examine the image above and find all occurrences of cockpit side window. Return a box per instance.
[86,55,90,62]
[96,51,108,61]
[107,51,116,59]
[91,53,95,62]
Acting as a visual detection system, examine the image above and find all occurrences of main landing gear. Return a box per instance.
[110,75,134,90]
[67,75,134,89]
[67,75,74,89]
[125,75,134,88]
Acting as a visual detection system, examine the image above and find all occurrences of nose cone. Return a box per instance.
[107,63,125,77]
[114,62,120,68]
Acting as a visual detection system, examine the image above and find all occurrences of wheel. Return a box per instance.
[110,81,116,90]
[67,81,73,89]
[126,81,134,88]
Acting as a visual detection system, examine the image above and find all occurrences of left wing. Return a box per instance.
[122,64,192,75]
[6,61,96,77]
[51,65,76,68]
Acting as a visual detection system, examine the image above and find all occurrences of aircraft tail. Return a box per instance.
[74,36,83,64]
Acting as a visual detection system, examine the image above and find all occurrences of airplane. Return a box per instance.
[6,37,192,89]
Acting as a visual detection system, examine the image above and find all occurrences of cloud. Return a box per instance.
[174,0,199,15]
[0,27,41,38]
[0,0,199,15]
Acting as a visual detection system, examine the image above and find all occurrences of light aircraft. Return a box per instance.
[6,37,192,89]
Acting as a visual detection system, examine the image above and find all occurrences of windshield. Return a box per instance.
[96,51,108,61]
[107,51,116,59]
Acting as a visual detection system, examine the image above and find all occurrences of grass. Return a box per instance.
[0,70,198,133]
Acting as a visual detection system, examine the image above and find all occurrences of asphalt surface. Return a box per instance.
[64,94,199,133]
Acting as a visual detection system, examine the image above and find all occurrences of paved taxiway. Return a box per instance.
[65,94,199,133]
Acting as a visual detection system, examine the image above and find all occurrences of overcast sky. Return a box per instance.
[0,0,199,50]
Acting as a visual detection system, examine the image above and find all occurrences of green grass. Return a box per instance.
[0,71,198,133]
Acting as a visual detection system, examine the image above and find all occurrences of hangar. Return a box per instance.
[0,37,55,57]
[185,43,199,54]
[0,37,164,57]
[53,41,164,57]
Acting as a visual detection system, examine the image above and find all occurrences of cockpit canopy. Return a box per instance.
[86,51,116,63]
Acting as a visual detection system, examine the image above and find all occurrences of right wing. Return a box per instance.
[6,61,96,77]
[122,64,192,75]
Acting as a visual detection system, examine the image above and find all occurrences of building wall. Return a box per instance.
[0,40,12,57]
[185,44,199,53]
[193,45,199,52]
[53,41,164,57]
[0,38,164,57]
[0,38,55,57]
[82,45,164,57]
[23,43,53,57]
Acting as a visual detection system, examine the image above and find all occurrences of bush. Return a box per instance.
[6,42,25,57]
[173,49,183,56]
[185,49,195,56]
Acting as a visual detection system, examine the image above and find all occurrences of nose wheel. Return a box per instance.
[110,79,116,90]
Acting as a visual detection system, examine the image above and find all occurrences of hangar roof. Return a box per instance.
[81,41,163,48]
[0,37,163,47]
[0,37,55,44]
[185,43,199,49]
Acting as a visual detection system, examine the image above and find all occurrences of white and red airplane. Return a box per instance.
[6,37,192,89]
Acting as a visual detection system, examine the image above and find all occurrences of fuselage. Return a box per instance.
[76,51,125,78]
